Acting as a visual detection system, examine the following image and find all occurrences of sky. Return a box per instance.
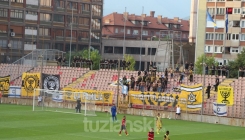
[103,0,191,19]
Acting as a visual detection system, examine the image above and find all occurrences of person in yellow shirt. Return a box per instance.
[164,130,170,140]
[156,113,162,134]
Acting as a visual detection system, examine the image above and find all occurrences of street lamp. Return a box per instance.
[150,36,156,62]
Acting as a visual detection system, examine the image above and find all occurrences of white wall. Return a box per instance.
[25,29,37,35]
[26,14,38,21]
[24,44,36,50]
[26,0,38,5]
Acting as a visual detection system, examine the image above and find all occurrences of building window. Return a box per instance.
[133,30,139,35]
[216,8,225,15]
[104,46,113,53]
[81,3,90,11]
[92,5,102,16]
[92,19,101,30]
[40,13,51,21]
[39,28,50,36]
[55,29,64,37]
[148,48,156,55]
[78,17,89,25]
[78,31,89,41]
[10,10,23,19]
[233,8,240,14]
[126,47,145,55]
[67,16,78,24]
[205,46,213,53]
[240,34,245,41]
[115,28,118,33]
[214,46,222,53]
[0,39,7,48]
[0,9,8,17]
[11,0,23,3]
[215,33,224,40]
[10,40,21,49]
[127,29,130,34]
[53,14,64,22]
[68,1,77,10]
[232,21,240,27]
[241,20,245,28]
[54,0,65,8]
[231,47,239,53]
[232,34,239,40]
[40,0,51,7]
[226,34,231,40]
[66,30,76,38]
[91,32,100,43]
[120,29,124,33]
[142,30,148,35]
[114,47,123,54]
[205,33,214,40]
[207,8,215,15]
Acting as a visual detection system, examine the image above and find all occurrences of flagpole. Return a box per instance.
[139,6,144,71]
[201,8,208,123]
[223,8,228,66]
[123,7,126,60]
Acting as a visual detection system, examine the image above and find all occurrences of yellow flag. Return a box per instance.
[217,86,233,106]
[62,88,114,105]
[0,75,10,95]
[129,84,203,111]
[21,73,41,96]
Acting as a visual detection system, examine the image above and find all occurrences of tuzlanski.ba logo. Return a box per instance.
[43,75,59,90]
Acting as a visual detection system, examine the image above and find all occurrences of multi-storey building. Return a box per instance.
[190,0,245,65]
[102,11,193,71]
[0,0,103,63]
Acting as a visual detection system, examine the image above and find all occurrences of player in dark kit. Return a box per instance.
[119,116,129,136]
[148,128,154,140]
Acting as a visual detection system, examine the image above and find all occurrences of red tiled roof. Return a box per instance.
[103,12,189,31]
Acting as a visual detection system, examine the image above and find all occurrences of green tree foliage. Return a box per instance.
[194,54,218,74]
[67,49,101,70]
[124,54,136,71]
[228,48,245,78]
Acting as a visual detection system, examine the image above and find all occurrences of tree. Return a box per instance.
[228,48,245,78]
[194,54,218,74]
[67,48,101,70]
[124,54,136,71]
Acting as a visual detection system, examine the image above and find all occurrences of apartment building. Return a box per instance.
[190,0,245,65]
[102,11,193,71]
[0,0,103,63]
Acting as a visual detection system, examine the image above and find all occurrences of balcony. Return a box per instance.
[40,6,52,11]
[65,37,76,42]
[0,32,7,37]
[78,38,89,43]
[39,36,51,40]
[11,2,23,8]
[55,36,64,41]
[0,0,8,6]
[82,10,90,15]
[10,18,24,23]
[0,17,8,23]
[53,22,64,27]
[78,24,89,30]
[54,7,65,12]
[40,21,52,26]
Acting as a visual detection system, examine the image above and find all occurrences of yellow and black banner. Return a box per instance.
[217,86,234,106]
[0,75,10,95]
[21,73,41,96]
[129,84,203,111]
[62,88,113,105]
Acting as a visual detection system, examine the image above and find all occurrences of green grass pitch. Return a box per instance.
[0,104,245,140]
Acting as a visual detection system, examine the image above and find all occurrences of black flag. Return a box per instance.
[42,74,60,90]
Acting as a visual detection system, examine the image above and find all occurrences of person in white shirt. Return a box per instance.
[175,105,181,120]
[38,95,42,106]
